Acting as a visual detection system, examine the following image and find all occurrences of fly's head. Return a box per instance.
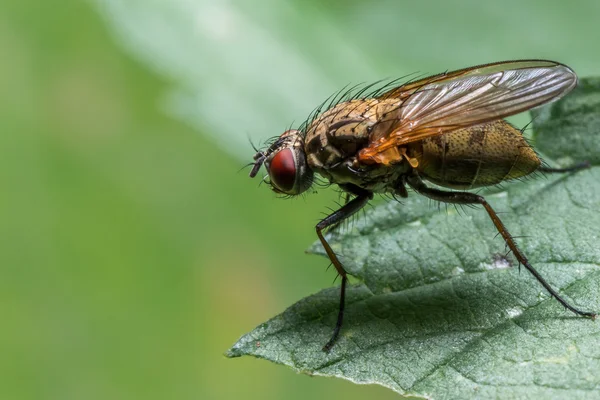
[250,129,314,196]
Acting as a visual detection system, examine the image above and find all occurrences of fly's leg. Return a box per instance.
[538,161,590,173]
[406,174,597,318]
[327,193,351,233]
[317,186,373,352]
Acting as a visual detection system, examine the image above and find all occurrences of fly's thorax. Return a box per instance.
[301,98,411,193]
[304,98,386,172]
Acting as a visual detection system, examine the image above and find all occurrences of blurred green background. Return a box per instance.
[1,0,599,399]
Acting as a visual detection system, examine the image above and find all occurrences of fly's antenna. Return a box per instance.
[249,152,266,178]
[247,133,266,177]
[238,162,255,174]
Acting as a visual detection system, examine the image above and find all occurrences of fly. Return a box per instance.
[249,60,597,352]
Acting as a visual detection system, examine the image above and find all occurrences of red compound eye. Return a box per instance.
[270,148,296,192]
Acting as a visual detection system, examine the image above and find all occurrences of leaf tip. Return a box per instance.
[224,343,243,358]
[224,350,239,358]
[226,333,265,358]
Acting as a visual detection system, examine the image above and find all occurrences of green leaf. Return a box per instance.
[227,79,600,398]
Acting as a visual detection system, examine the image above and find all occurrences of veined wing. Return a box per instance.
[359,60,577,162]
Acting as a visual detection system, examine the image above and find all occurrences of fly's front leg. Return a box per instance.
[406,174,596,319]
[317,185,373,352]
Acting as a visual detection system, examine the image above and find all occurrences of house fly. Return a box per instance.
[249,60,597,352]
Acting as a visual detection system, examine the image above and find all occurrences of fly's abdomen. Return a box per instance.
[409,120,540,189]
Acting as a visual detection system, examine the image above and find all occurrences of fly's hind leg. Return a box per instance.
[406,174,596,319]
[317,184,373,352]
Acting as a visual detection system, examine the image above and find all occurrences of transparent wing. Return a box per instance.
[376,60,569,100]
[361,60,577,160]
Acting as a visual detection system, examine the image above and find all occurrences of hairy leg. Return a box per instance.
[406,174,596,318]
